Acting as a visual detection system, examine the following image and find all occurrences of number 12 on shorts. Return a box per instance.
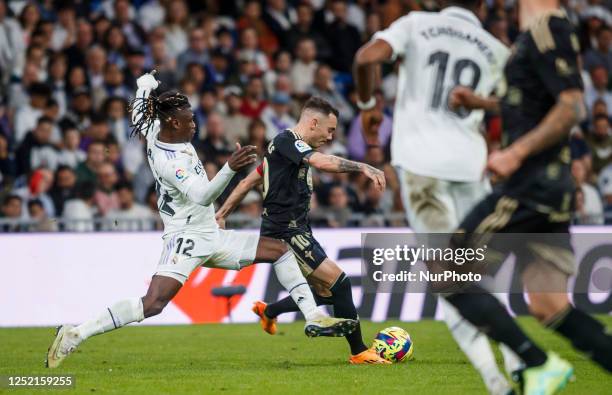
[175,238,195,257]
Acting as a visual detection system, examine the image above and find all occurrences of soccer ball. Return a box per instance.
[372,326,414,363]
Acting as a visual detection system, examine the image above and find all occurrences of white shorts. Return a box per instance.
[155,229,259,284]
[397,168,491,233]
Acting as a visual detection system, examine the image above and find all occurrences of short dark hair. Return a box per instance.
[301,96,339,118]
[2,194,22,206]
[37,116,54,126]
[76,181,96,200]
[27,198,43,210]
[448,0,481,9]
[115,180,133,192]
[593,115,610,124]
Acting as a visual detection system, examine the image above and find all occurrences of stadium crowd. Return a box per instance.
[0,0,611,232]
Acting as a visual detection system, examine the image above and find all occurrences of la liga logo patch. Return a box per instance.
[294,140,312,153]
[175,168,187,180]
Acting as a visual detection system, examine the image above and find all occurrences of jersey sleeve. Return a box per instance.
[274,134,313,165]
[161,155,198,196]
[529,16,583,98]
[372,13,416,57]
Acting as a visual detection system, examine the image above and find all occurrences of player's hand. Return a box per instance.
[449,86,480,111]
[486,146,524,180]
[137,70,160,90]
[228,142,257,171]
[215,215,226,229]
[360,108,383,146]
[363,164,386,191]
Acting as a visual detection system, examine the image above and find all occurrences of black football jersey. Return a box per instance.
[499,10,583,216]
[258,130,314,235]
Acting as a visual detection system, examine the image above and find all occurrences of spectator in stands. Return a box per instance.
[113,0,147,50]
[177,28,210,77]
[147,35,176,88]
[0,132,15,183]
[63,19,94,69]
[103,24,128,69]
[598,163,612,224]
[585,65,612,114]
[27,198,57,232]
[309,64,354,125]
[584,25,612,75]
[57,125,85,169]
[1,195,23,231]
[75,141,106,184]
[244,118,268,159]
[572,159,604,224]
[237,27,270,74]
[14,82,51,145]
[163,0,190,58]
[238,190,263,224]
[290,38,318,97]
[123,49,147,90]
[221,86,250,144]
[105,181,153,231]
[263,50,292,97]
[93,63,130,109]
[348,91,392,161]
[65,88,93,132]
[0,0,23,85]
[240,76,267,119]
[287,3,330,61]
[194,88,217,137]
[63,181,97,232]
[261,92,296,140]
[237,0,278,57]
[197,113,232,167]
[325,0,362,73]
[94,162,119,216]
[49,165,76,216]
[14,168,56,217]
[586,115,612,174]
[263,0,295,48]
[47,53,69,117]
[15,116,59,176]
[325,184,353,228]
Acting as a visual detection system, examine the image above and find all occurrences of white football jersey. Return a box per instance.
[374,7,510,182]
[144,123,218,237]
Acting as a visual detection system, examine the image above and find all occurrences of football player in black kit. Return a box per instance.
[216,97,390,364]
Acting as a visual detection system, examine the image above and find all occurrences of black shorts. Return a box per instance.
[260,226,328,275]
[455,192,575,275]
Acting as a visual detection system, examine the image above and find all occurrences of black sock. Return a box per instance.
[264,289,333,319]
[446,288,547,368]
[329,273,368,355]
[548,306,612,372]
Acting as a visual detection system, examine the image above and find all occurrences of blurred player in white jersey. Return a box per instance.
[354,1,522,393]
[46,72,356,368]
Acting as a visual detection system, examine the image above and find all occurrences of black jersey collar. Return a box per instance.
[441,6,482,28]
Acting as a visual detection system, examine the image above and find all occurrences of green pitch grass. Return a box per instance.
[1,317,611,394]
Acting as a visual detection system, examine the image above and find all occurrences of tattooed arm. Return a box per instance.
[304,152,386,190]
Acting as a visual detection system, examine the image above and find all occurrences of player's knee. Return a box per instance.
[527,294,569,323]
[142,295,170,317]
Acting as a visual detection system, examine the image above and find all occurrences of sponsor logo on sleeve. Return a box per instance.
[295,140,312,153]
[175,168,187,181]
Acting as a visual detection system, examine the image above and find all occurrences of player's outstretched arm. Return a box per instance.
[305,152,386,191]
[130,71,160,136]
[215,167,263,227]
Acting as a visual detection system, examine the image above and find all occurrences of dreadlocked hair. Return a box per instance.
[128,91,190,138]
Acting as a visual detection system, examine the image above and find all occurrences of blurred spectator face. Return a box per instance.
[571,160,587,185]
[296,4,313,27]
[97,163,118,190]
[72,94,92,114]
[146,189,158,211]
[587,17,603,34]
[26,45,45,67]
[592,99,608,118]
[366,13,381,36]
[591,66,608,89]
[167,0,188,25]
[244,1,262,19]
[217,30,234,50]
[22,62,40,85]
[593,117,611,138]
[274,74,292,94]
[206,113,225,139]
[180,79,197,96]
[187,63,205,86]
[68,67,87,90]
[28,200,46,220]
[330,0,348,23]
[211,53,229,72]
[49,55,67,81]
[57,8,75,28]
[107,99,126,120]
[56,167,76,189]
[117,187,135,209]
[127,52,145,72]
[0,1,5,20]
[296,39,316,63]
[93,17,110,42]
[248,120,266,143]
[268,0,285,11]
[34,120,53,144]
[314,65,332,90]
[87,143,106,167]
[239,59,257,77]
[77,20,94,49]
[87,47,107,73]
[200,91,217,112]
[151,39,168,63]
[241,28,259,50]
[106,26,126,51]
[329,186,348,209]
[2,197,22,218]
[114,0,131,24]
[246,78,264,99]
[189,28,207,52]
[89,120,110,141]
[64,129,81,151]
[0,134,8,159]
[20,3,40,28]
[226,93,243,112]
[275,51,292,72]
[598,28,611,52]
[104,63,124,86]
[44,101,59,120]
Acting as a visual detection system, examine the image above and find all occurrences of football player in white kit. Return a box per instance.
[354,1,521,394]
[46,72,356,368]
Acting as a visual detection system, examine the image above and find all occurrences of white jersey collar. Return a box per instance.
[440,6,482,28]
[154,138,187,152]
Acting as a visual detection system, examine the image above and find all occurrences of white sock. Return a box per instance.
[440,298,510,395]
[273,251,323,321]
[74,297,144,341]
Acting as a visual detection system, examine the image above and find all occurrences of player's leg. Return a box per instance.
[522,255,612,372]
[401,170,513,393]
[46,275,182,368]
